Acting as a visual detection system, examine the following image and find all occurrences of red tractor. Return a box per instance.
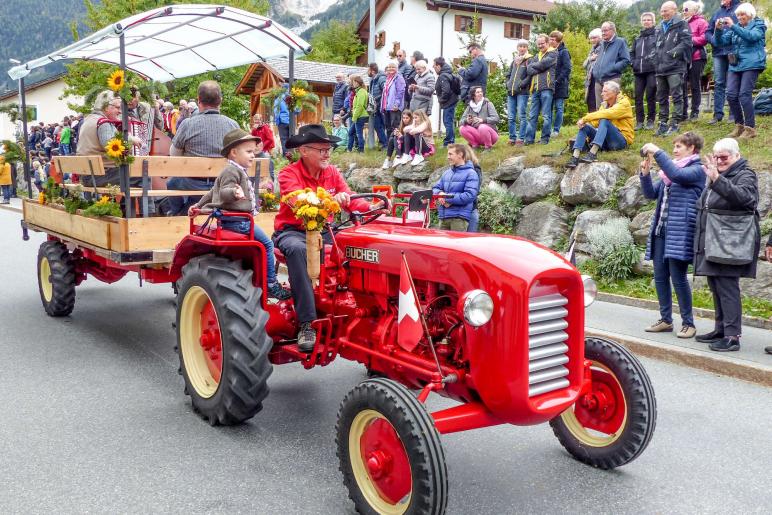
[167,192,657,514]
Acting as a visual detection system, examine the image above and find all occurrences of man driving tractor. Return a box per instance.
[273,124,389,352]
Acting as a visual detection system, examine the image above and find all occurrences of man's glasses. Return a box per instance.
[713,154,731,161]
[306,146,332,155]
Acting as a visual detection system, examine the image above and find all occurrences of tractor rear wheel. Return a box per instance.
[336,378,448,515]
[550,337,657,469]
[37,241,76,317]
[176,255,272,426]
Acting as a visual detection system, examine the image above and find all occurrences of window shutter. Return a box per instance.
[504,22,512,39]
[523,24,530,39]
[455,15,462,31]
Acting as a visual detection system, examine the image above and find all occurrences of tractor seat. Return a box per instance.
[194,226,250,241]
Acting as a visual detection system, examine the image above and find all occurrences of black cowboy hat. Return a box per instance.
[285,124,341,149]
[220,128,261,157]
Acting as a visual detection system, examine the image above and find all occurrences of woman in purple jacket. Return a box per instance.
[381,62,406,149]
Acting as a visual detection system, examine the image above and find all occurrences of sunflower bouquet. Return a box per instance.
[105,137,134,166]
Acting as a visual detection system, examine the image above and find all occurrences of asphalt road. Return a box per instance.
[1,208,771,514]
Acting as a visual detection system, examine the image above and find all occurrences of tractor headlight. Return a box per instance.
[582,275,597,307]
[462,290,494,327]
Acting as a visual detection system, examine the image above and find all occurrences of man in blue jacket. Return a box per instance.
[591,22,631,110]
[458,43,488,103]
[273,83,292,157]
[368,63,388,148]
[705,0,740,124]
[332,73,348,122]
[550,31,572,137]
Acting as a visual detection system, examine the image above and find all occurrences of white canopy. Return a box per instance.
[8,4,311,82]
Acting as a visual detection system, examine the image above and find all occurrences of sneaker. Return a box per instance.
[695,329,724,343]
[508,140,517,146]
[515,140,524,147]
[297,322,317,353]
[677,325,696,339]
[665,124,680,136]
[394,155,408,166]
[410,154,425,165]
[635,122,644,131]
[578,152,597,164]
[709,336,740,352]
[655,123,669,137]
[551,131,560,138]
[539,139,550,145]
[645,120,655,130]
[645,319,673,332]
[566,156,580,169]
[688,114,699,122]
[707,117,722,125]
[381,158,391,169]
[267,282,292,301]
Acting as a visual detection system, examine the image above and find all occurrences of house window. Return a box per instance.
[455,15,481,33]
[504,22,529,40]
[375,31,386,49]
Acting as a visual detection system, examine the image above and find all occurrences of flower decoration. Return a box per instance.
[107,70,125,92]
[259,191,279,212]
[104,137,134,166]
[38,191,46,205]
[281,187,341,231]
[261,79,319,114]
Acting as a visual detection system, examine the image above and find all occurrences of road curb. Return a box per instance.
[597,292,772,331]
[0,203,22,214]
[586,328,772,388]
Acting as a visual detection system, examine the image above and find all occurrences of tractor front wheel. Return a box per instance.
[550,337,657,470]
[176,255,272,426]
[37,241,76,317]
[336,378,448,515]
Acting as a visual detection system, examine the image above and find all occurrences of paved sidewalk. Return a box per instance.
[0,197,23,213]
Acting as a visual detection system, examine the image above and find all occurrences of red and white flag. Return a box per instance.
[398,255,423,352]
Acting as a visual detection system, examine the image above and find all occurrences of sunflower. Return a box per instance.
[107,70,125,92]
[105,138,126,159]
[38,192,46,205]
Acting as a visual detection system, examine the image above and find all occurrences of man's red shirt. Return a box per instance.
[275,159,370,231]
[251,124,275,154]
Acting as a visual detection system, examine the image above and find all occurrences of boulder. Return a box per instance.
[393,162,432,181]
[633,255,654,275]
[617,175,650,217]
[346,167,394,193]
[397,181,427,194]
[756,171,772,217]
[509,166,562,203]
[740,259,772,302]
[629,209,654,246]
[490,155,525,182]
[570,209,628,254]
[516,201,568,248]
[560,162,623,205]
[427,167,445,189]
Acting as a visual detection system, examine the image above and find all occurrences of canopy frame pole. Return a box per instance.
[288,48,295,136]
[19,77,32,198]
[119,32,133,218]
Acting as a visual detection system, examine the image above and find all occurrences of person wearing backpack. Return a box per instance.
[433,57,459,146]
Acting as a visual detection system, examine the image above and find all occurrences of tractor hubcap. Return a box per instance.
[40,257,53,302]
[349,410,412,514]
[179,286,222,398]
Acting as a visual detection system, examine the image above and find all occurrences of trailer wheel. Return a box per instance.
[336,378,448,515]
[37,241,76,317]
[176,255,272,426]
[550,337,657,470]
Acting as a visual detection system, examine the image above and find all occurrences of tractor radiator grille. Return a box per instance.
[528,293,570,397]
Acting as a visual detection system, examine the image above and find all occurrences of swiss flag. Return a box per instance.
[398,255,423,352]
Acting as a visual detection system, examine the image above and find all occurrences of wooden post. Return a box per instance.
[119,31,133,218]
[19,76,33,198]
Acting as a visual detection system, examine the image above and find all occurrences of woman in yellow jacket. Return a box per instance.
[566,80,634,168]
[0,155,12,204]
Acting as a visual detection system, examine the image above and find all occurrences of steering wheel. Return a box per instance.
[332,193,391,230]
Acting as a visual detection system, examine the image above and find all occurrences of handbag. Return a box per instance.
[704,208,759,265]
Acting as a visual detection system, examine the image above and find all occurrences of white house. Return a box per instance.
[357,0,554,130]
[0,74,82,141]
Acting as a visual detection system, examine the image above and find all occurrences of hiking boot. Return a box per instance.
[267,282,292,301]
[738,126,756,139]
[566,156,580,169]
[645,120,655,130]
[665,124,680,136]
[709,336,741,352]
[297,322,317,353]
[635,122,644,131]
[655,122,669,136]
[677,325,696,339]
[695,329,724,343]
[578,152,597,164]
[688,113,700,122]
[728,124,744,138]
[645,319,673,332]
[539,139,550,145]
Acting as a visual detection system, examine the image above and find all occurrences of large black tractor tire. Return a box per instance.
[550,337,657,470]
[37,241,76,317]
[336,378,448,515]
[176,255,272,426]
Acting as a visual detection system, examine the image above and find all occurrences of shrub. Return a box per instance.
[477,187,522,234]
[587,218,640,280]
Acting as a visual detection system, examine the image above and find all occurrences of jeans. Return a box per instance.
[712,55,729,120]
[656,73,684,126]
[1,185,11,202]
[441,102,457,145]
[651,233,694,326]
[634,72,657,123]
[467,208,479,232]
[506,95,529,142]
[371,110,388,147]
[552,97,565,134]
[59,143,71,155]
[166,177,214,215]
[348,117,366,152]
[526,89,553,144]
[572,119,628,152]
[682,59,705,119]
[221,219,278,285]
[277,123,290,155]
[726,69,761,128]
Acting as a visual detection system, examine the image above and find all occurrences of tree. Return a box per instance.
[62,0,269,125]
[305,20,366,66]
[532,0,634,41]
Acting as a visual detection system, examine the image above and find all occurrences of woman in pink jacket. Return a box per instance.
[682,1,709,120]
